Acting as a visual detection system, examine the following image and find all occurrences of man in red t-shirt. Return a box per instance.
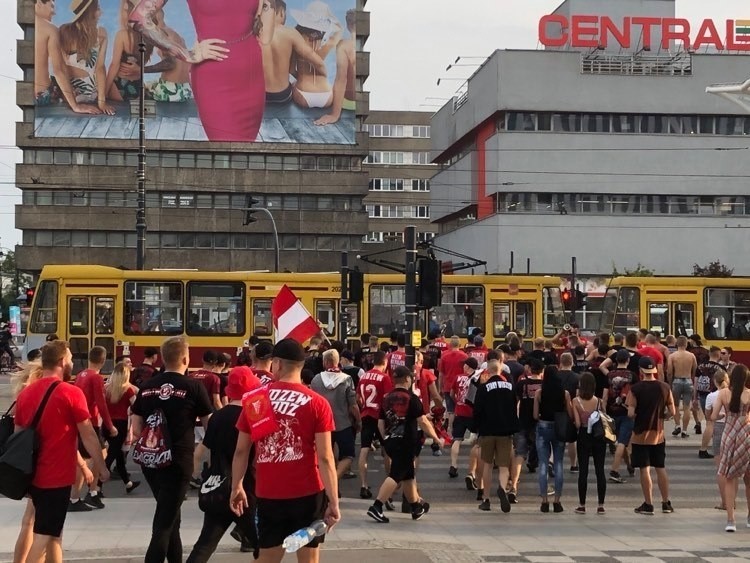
[190,350,223,410]
[231,339,339,558]
[71,345,116,510]
[356,351,393,499]
[640,334,665,381]
[437,336,468,433]
[467,336,489,365]
[449,357,479,481]
[251,341,276,387]
[14,340,109,560]
[386,334,407,378]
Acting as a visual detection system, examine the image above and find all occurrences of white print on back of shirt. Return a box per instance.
[256,418,304,464]
[268,388,312,416]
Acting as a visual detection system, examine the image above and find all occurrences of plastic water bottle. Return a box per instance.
[282,519,327,553]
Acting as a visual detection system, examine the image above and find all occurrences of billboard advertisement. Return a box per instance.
[34,0,356,143]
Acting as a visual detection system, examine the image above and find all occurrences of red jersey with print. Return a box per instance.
[189,369,221,399]
[16,377,90,488]
[237,381,334,500]
[357,369,393,420]
[413,368,437,414]
[438,349,468,393]
[468,347,488,364]
[106,386,137,420]
[387,350,406,378]
[452,373,474,418]
[74,368,114,431]
[639,346,664,369]
[254,369,274,387]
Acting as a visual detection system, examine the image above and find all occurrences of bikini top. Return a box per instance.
[65,46,100,72]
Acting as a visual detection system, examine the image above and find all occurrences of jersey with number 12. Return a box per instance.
[357,369,394,420]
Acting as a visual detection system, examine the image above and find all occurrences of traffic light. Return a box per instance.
[346,269,364,303]
[418,258,442,308]
[561,288,572,307]
[576,291,588,309]
[243,196,261,225]
[25,287,35,307]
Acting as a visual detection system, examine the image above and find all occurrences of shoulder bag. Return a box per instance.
[597,399,617,444]
[0,381,61,500]
[0,401,16,449]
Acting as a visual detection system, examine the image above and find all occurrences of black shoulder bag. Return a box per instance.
[0,400,17,449]
[0,381,61,500]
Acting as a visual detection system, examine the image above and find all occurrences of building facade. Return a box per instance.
[363,110,437,247]
[430,0,750,276]
[15,0,372,274]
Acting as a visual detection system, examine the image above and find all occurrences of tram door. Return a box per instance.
[647,302,696,338]
[67,295,117,374]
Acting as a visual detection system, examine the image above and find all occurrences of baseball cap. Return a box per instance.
[341,350,354,362]
[273,338,306,362]
[464,357,479,370]
[254,340,273,360]
[615,349,630,364]
[688,334,702,345]
[638,356,657,374]
[225,366,261,400]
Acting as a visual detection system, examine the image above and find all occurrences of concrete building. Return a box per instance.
[430,0,750,276]
[14,0,372,274]
[363,110,437,247]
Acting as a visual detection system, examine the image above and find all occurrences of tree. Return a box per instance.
[692,261,733,277]
[611,262,655,277]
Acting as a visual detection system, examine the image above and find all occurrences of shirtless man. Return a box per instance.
[315,9,356,126]
[666,336,697,439]
[262,0,326,104]
[34,0,99,113]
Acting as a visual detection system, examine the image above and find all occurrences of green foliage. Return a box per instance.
[692,261,734,277]
[611,262,655,277]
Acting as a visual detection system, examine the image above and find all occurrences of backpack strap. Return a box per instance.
[30,381,61,429]
[3,401,16,417]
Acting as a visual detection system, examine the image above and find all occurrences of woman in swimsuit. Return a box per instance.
[59,0,115,115]
[106,0,154,101]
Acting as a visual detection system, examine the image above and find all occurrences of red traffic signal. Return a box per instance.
[25,287,35,306]
[561,288,572,304]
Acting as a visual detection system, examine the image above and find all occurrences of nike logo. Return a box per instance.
[200,475,226,494]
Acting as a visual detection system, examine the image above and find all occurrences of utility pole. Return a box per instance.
[135,33,147,270]
[404,226,418,370]
[339,252,349,344]
[570,256,577,323]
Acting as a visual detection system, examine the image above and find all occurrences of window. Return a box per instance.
[614,287,640,334]
[315,299,336,336]
[179,233,195,248]
[252,299,273,336]
[231,154,248,169]
[187,282,244,335]
[214,233,229,248]
[30,280,58,334]
[283,156,299,171]
[53,192,71,206]
[493,302,511,338]
[196,233,212,248]
[369,285,405,336]
[214,154,230,168]
[107,152,124,166]
[178,153,195,168]
[36,231,53,246]
[53,151,71,165]
[249,155,264,170]
[107,232,125,247]
[161,194,177,208]
[196,154,212,168]
[161,233,178,248]
[92,152,107,165]
[335,157,349,171]
[95,297,115,335]
[432,286,484,338]
[72,232,89,247]
[90,231,107,247]
[107,192,125,207]
[90,192,107,207]
[179,194,195,208]
[36,150,53,164]
[267,156,282,170]
[214,195,230,209]
[124,281,183,335]
[705,288,750,340]
[282,235,299,250]
[232,234,247,249]
[301,156,316,170]
[247,234,264,249]
[317,236,334,250]
[197,194,212,209]
[68,297,89,336]
[318,156,333,171]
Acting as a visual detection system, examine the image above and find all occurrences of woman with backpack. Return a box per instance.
[572,372,607,514]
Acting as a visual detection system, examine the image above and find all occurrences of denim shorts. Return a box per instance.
[513,428,534,458]
[672,378,693,407]
[614,414,634,446]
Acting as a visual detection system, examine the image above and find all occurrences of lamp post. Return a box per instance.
[135,32,147,270]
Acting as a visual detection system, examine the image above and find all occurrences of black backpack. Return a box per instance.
[0,381,61,500]
[132,409,173,469]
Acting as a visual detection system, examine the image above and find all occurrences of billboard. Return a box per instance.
[34,0,356,143]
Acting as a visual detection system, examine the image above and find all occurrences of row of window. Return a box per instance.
[365,152,433,165]
[494,193,750,216]
[504,112,750,136]
[21,230,364,252]
[22,190,364,213]
[23,150,364,172]
[369,178,430,192]
[363,124,431,138]
[365,204,430,219]
[363,232,436,244]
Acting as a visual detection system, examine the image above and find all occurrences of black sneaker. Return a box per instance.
[68,499,93,512]
[497,487,511,513]
[694,423,702,435]
[698,450,714,459]
[553,502,564,513]
[230,525,247,544]
[448,466,458,478]
[367,504,390,523]
[508,490,518,504]
[476,488,484,501]
[125,481,141,494]
[359,487,373,499]
[478,499,491,511]
[84,492,104,509]
[527,464,537,473]
[465,475,477,490]
[662,500,674,514]
[189,477,202,490]
[570,465,579,473]
[411,502,430,520]
[342,471,357,480]
[671,427,681,437]
[540,502,549,513]
[634,502,655,515]
[681,432,689,439]
[609,471,625,484]
[384,498,395,511]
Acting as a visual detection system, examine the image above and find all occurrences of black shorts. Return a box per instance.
[384,439,416,483]
[414,430,424,458]
[29,485,71,538]
[78,425,106,459]
[332,428,355,461]
[360,416,382,449]
[631,442,666,469]
[257,491,327,549]
[452,416,474,441]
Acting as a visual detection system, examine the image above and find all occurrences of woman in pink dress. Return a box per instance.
[128,0,274,141]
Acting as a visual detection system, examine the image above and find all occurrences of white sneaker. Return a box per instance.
[726,522,737,532]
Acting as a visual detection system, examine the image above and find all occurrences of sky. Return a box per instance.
[0,0,747,248]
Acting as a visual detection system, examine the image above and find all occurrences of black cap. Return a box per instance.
[638,356,657,373]
[272,339,306,362]
[464,357,479,370]
[341,350,354,361]
[254,341,273,360]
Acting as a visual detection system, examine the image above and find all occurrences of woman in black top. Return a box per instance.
[533,366,573,513]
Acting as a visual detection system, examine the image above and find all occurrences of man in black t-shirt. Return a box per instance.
[513,359,544,481]
[131,336,213,563]
[367,366,444,524]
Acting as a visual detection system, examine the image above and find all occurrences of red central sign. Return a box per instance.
[539,15,750,52]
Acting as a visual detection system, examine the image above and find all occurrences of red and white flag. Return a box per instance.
[272,285,320,343]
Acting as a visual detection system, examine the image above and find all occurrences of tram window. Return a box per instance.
[345,303,359,337]
[493,302,511,338]
[614,287,640,334]
[543,287,565,336]
[674,303,694,338]
[124,281,183,335]
[95,297,114,335]
[253,299,273,337]
[431,286,484,338]
[705,288,750,340]
[187,282,245,336]
[316,300,336,337]
[648,303,669,335]
[516,302,534,338]
[30,280,58,334]
[68,297,89,336]
[369,285,404,337]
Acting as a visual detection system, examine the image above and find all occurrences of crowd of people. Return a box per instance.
[6,324,750,563]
